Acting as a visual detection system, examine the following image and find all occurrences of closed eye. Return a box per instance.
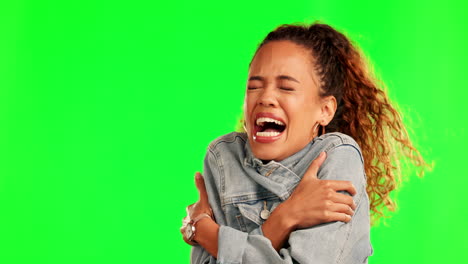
[280,87,294,91]
[248,86,260,90]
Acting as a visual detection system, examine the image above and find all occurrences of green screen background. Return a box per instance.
[1,0,467,263]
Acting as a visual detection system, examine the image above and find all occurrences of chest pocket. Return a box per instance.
[235,199,281,233]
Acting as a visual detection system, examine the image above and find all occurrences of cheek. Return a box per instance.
[244,95,256,113]
[243,96,256,126]
[286,100,319,129]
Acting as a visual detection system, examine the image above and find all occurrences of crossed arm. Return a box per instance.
[184,147,370,263]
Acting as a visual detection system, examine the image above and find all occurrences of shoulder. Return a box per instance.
[314,133,367,186]
[203,132,247,189]
[207,132,247,153]
[204,132,247,168]
[314,132,364,164]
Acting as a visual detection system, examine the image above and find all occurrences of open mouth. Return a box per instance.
[254,117,286,138]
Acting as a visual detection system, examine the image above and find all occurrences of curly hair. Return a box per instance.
[242,23,428,222]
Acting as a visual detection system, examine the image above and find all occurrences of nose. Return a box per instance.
[258,87,278,107]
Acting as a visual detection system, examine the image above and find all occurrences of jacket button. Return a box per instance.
[260,209,270,220]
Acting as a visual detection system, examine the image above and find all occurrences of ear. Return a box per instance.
[320,96,337,126]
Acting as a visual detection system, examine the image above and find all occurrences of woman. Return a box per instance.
[181,23,426,263]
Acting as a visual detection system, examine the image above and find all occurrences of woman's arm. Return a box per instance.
[226,145,369,263]
[189,147,366,263]
[262,151,357,251]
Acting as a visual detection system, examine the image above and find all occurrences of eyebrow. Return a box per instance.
[278,75,300,83]
[248,76,264,82]
[248,75,300,83]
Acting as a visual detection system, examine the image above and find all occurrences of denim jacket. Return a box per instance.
[191,132,372,264]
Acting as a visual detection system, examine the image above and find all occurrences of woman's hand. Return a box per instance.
[181,172,219,257]
[282,152,357,229]
[187,172,213,221]
[262,152,357,251]
[181,172,215,246]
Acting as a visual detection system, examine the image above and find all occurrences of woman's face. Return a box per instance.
[244,40,327,161]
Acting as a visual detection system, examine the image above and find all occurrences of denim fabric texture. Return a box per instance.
[191,132,373,264]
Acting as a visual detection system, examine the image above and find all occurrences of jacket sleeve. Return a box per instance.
[191,245,215,264]
[211,145,372,264]
[190,147,227,264]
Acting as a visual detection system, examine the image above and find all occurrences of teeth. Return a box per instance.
[256,131,281,137]
[256,117,285,126]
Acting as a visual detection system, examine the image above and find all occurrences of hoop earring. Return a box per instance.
[321,124,326,135]
[243,121,247,132]
[314,123,319,133]
[312,122,320,137]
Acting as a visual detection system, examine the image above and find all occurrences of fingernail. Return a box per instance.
[319,152,324,158]
[195,172,201,180]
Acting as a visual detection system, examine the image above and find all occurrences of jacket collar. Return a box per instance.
[243,136,318,172]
